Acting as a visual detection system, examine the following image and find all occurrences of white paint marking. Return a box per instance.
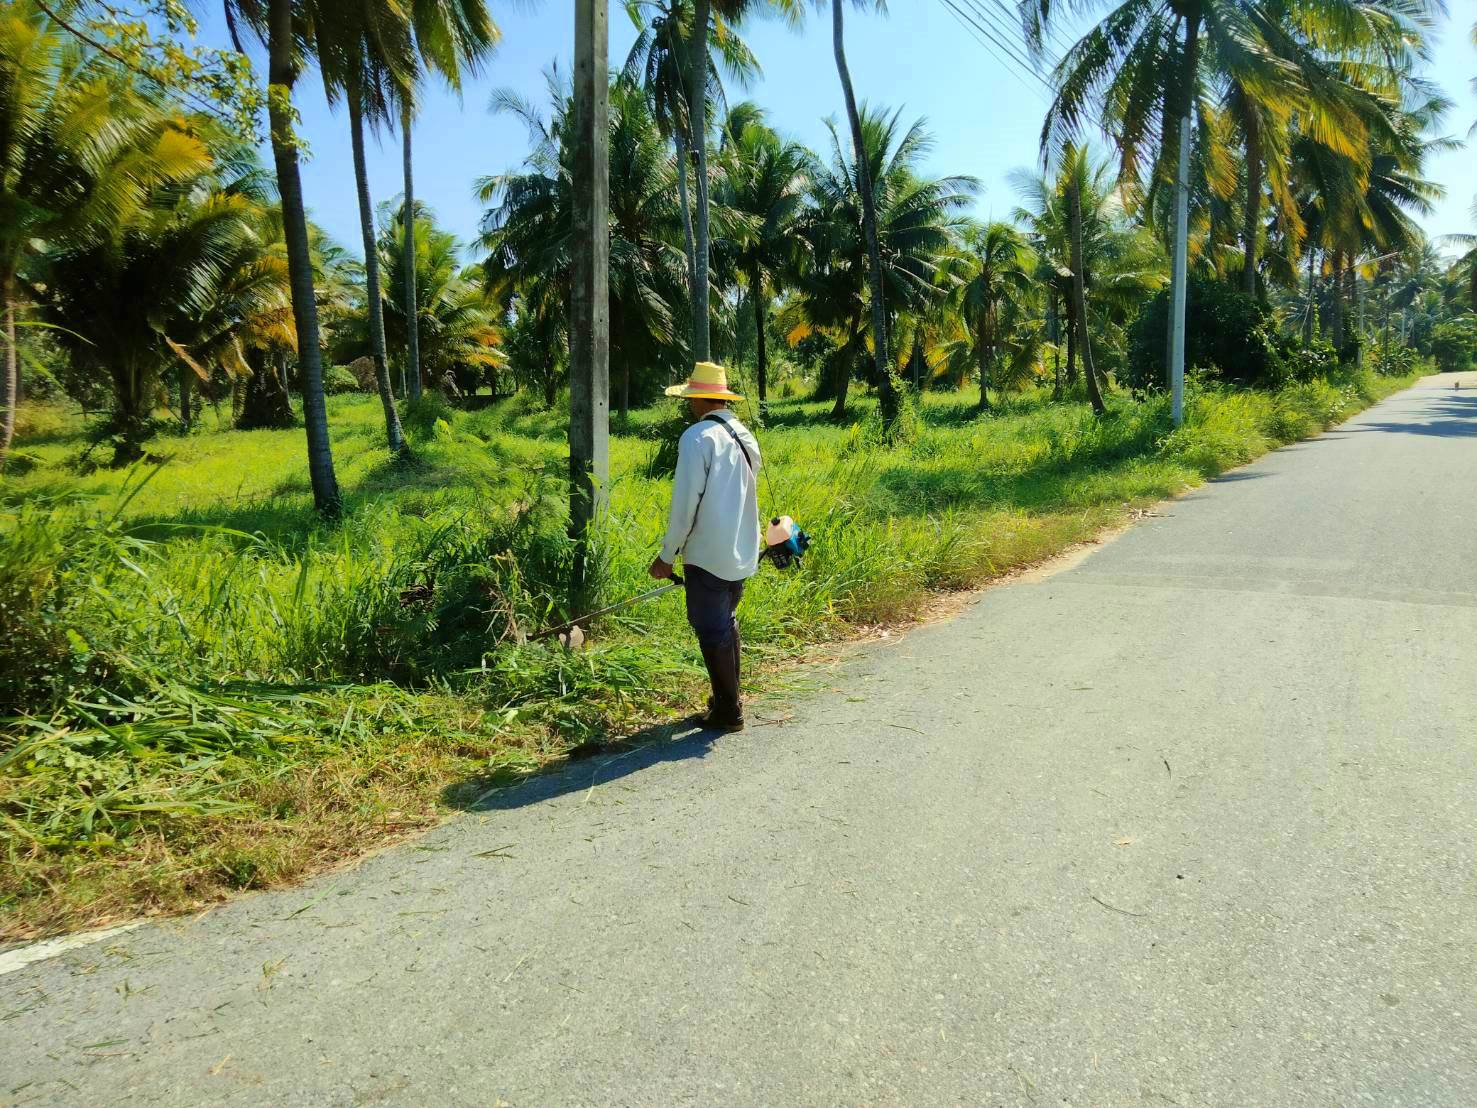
[0,924,143,978]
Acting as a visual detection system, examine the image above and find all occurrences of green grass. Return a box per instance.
[0,368,1417,938]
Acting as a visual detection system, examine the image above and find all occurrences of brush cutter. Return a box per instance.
[530,574,686,645]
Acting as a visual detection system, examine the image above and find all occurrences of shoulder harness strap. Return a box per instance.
[703,413,753,471]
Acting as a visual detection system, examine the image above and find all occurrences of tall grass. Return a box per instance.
[1,368,1411,936]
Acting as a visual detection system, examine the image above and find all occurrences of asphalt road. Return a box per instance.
[4,377,1476,1107]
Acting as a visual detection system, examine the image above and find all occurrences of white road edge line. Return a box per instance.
[0,924,143,979]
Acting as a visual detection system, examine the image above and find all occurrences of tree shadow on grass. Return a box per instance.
[11,425,91,449]
[915,397,987,428]
[443,717,721,813]
[738,405,858,432]
[123,485,321,547]
[122,444,534,548]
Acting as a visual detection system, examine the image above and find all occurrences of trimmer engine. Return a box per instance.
[762,515,812,569]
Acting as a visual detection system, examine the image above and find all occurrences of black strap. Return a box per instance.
[704,413,753,472]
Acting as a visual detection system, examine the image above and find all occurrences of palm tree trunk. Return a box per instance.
[179,362,192,431]
[1348,265,1360,364]
[613,298,629,421]
[1,271,18,468]
[832,0,896,429]
[675,128,698,301]
[688,0,712,362]
[1069,182,1106,416]
[1242,114,1262,297]
[1065,293,1077,387]
[1335,251,1347,351]
[752,276,768,410]
[1304,249,1317,346]
[268,0,340,515]
[238,347,295,429]
[350,87,408,455]
[977,317,992,411]
[1046,288,1062,398]
[112,359,152,464]
[830,319,859,419]
[401,103,422,402]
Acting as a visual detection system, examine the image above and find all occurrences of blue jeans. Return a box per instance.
[683,565,745,649]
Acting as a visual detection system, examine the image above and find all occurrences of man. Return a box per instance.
[650,361,762,732]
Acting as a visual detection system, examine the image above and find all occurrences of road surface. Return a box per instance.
[3,377,1476,1106]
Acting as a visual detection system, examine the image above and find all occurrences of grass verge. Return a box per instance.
[1,369,1418,939]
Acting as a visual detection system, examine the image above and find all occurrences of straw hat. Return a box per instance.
[664,361,745,402]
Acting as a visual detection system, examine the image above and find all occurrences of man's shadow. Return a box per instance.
[442,719,723,813]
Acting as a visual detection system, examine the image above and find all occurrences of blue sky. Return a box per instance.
[203,3,1475,260]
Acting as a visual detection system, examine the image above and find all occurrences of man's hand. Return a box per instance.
[649,556,674,581]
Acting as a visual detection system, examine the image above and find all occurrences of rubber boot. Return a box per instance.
[699,635,744,732]
[730,624,742,714]
[703,625,743,717]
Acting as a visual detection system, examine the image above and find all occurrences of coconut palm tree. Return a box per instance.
[0,2,204,467]
[1020,0,1440,416]
[1010,148,1162,397]
[317,1,413,454]
[784,106,975,418]
[890,290,970,391]
[397,0,499,402]
[40,132,291,460]
[947,222,1035,412]
[624,0,759,306]
[1290,87,1449,354]
[712,103,809,408]
[678,0,801,366]
[1451,199,1476,314]
[1205,1,1421,297]
[478,70,688,418]
[380,202,503,398]
[236,205,356,428]
[825,0,901,427]
[226,0,343,513]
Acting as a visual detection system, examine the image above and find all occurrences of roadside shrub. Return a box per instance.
[0,503,82,714]
[346,356,378,391]
[1367,344,1420,377]
[324,365,361,394]
[1430,318,1477,372]
[401,391,458,436]
[1277,339,1339,382]
[1128,276,1282,391]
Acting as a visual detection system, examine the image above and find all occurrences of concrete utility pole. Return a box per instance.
[569,0,610,598]
[1169,113,1190,428]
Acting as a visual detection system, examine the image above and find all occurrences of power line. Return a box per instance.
[943,0,1116,151]
[932,0,1053,103]
[953,0,1056,89]
[980,0,1078,61]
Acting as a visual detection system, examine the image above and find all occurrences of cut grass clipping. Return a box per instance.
[0,370,1416,939]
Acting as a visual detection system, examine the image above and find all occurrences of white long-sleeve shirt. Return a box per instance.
[658,411,762,581]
